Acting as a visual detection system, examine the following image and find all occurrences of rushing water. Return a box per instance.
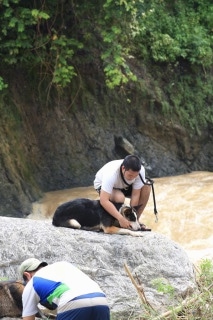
[30,171,213,264]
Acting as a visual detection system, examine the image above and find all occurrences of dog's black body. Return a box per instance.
[52,198,144,236]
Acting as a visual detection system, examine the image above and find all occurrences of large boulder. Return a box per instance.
[0,216,196,319]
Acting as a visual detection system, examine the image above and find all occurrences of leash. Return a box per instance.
[120,165,158,222]
[139,174,158,222]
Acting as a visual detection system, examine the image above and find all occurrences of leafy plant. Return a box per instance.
[0,76,8,90]
[198,258,213,288]
[125,259,213,319]
[152,277,175,299]
[134,0,213,67]
[0,0,212,130]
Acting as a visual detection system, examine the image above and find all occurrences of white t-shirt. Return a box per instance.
[93,159,146,193]
[22,261,105,317]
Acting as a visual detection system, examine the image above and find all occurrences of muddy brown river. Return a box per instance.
[29,171,213,264]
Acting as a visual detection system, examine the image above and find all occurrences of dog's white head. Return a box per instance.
[119,205,141,230]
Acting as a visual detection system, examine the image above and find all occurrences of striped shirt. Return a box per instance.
[22,261,107,317]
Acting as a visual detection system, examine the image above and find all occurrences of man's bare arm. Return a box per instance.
[23,315,35,320]
[100,190,131,229]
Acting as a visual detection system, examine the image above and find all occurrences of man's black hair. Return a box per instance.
[122,155,141,172]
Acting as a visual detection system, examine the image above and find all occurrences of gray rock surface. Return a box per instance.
[0,216,196,319]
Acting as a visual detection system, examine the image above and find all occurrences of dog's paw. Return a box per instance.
[139,223,151,231]
[131,231,145,237]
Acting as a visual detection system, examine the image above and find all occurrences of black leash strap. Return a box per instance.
[139,174,158,222]
[120,165,158,222]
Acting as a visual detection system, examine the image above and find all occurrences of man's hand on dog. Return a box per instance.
[118,215,132,229]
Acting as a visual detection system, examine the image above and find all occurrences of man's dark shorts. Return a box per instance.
[96,185,132,198]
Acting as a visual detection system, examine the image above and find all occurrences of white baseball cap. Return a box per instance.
[19,258,48,277]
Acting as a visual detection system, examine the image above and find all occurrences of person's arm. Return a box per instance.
[22,282,39,320]
[100,190,131,229]
[131,180,152,220]
[23,316,35,320]
[130,188,140,207]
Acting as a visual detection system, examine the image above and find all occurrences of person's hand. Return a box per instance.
[118,215,131,229]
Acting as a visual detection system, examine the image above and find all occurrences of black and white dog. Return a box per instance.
[52,198,145,236]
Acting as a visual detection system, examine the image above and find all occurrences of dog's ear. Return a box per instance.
[124,207,133,214]
[9,281,24,310]
[119,205,132,216]
[113,202,125,211]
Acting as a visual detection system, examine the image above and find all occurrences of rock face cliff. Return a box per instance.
[0,216,196,319]
[0,71,213,217]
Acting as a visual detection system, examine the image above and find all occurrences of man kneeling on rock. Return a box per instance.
[94,154,151,230]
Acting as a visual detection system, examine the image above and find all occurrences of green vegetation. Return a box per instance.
[134,1,213,66]
[151,277,175,299]
[128,259,213,320]
[0,0,212,130]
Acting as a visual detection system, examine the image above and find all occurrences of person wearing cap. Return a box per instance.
[94,155,151,230]
[19,258,110,320]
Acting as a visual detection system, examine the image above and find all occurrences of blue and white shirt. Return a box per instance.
[22,261,105,317]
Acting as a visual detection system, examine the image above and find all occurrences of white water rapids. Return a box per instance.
[30,171,213,264]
